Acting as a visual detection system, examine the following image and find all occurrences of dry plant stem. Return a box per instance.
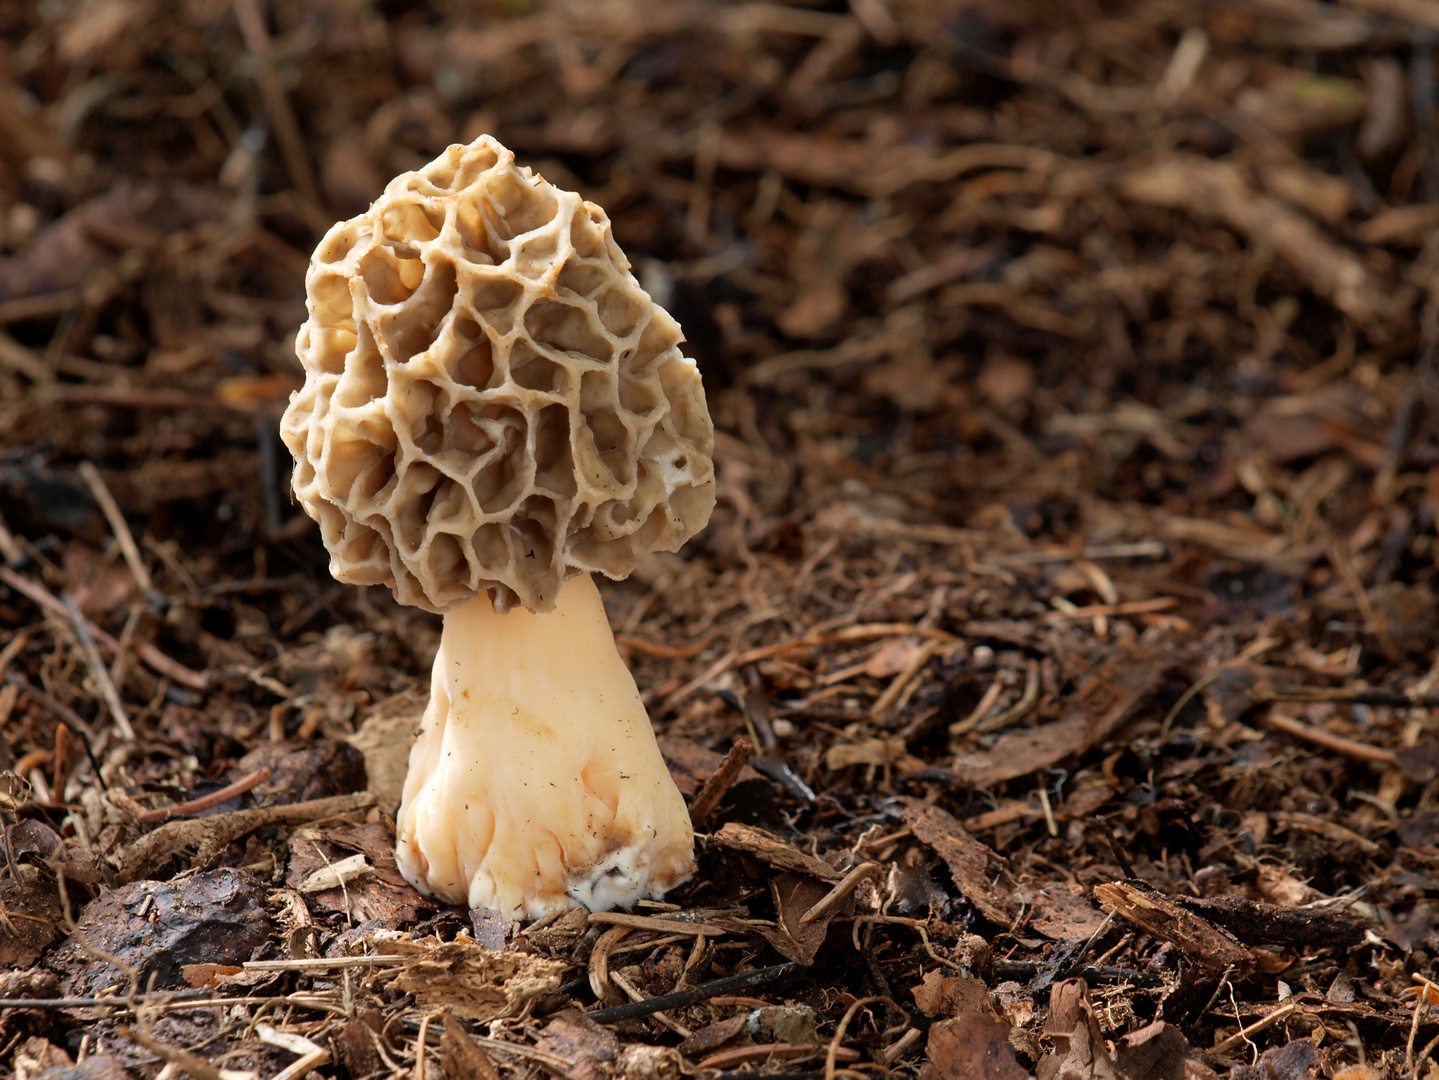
[663,622,959,710]
[137,766,272,824]
[396,574,695,919]
[0,567,208,689]
[587,912,729,935]
[63,592,135,741]
[0,509,23,565]
[1260,709,1400,766]
[826,996,883,1080]
[230,0,319,209]
[870,639,938,719]
[77,460,152,592]
[609,969,691,1037]
[1209,1002,1300,1055]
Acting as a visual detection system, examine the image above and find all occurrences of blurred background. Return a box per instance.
[2,0,1438,799]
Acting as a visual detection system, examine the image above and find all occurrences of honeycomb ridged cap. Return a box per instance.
[280,136,716,614]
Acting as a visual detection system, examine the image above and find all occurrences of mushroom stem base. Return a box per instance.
[394,573,695,920]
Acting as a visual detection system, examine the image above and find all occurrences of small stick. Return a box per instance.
[610,969,692,1038]
[799,862,880,924]
[0,567,208,689]
[1209,1002,1299,1055]
[77,461,152,593]
[1049,596,1178,619]
[63,593,136,741]
[950,679,1005,736]
[689,738,754,829]
[871,640,938,719]
[11,676,97,740]
[586,912,730,936]
[137,767,272,824]
[977,658,1040,733]
[586,962,805,1024]
[231,0,320,209]
[413,1014,432,1080]
[1260,709,1398,766]
[662,623,961,711]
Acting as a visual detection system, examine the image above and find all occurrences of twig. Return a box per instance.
[137,767,272,824]
[586,963,805,1023]
[0,566,208,689]
[77,461,153,593]
[610,969,692,1038]
[977,658,1040,733]
[949,679,1005,736]
[586,912,730,936]
[870,639,938,719]
[63,593,136,741]
[1259,710,1399,766]
[799,862,880,924]
[661,623,959,711]
[243,955,407,972]
[689,738,754,829]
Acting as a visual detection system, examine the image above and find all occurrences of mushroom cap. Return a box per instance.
[281,136,715,614]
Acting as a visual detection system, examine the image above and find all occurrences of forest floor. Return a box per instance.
[3,1,1439,1079]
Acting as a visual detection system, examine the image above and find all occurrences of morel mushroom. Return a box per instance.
[280,135,715,919]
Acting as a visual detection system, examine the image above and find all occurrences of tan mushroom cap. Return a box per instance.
[281,136,715,614]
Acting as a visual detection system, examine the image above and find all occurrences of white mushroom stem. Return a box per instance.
[394,573,695,920]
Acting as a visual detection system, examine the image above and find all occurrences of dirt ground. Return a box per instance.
[4,1,1439,1078]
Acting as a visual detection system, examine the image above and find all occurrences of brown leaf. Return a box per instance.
[333,1011,384,1080]
[1230,1040,1316,1080]
[949,659,1166,787]
[1025,886,1109,945]
[441,1011,503,1080]
[761,872,840,965]
[900,799,1015,926]
[923,1008,1033,1080]
[1113,1022,1190,1080]
[180,963,243,989]
[1037,980,1122,1080]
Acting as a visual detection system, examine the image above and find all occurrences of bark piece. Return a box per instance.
[710,822,842,881]
[900,799,1015,926]
[1093,882,1256,973]
[116,791,375,883]
[441,1013,503,1080]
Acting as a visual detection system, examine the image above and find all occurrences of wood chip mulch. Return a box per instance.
[3,2,1439,1079]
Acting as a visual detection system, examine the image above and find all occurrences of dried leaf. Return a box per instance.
[923,1007,1032,1080]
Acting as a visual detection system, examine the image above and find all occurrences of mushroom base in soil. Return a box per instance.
[395,572,695,920]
